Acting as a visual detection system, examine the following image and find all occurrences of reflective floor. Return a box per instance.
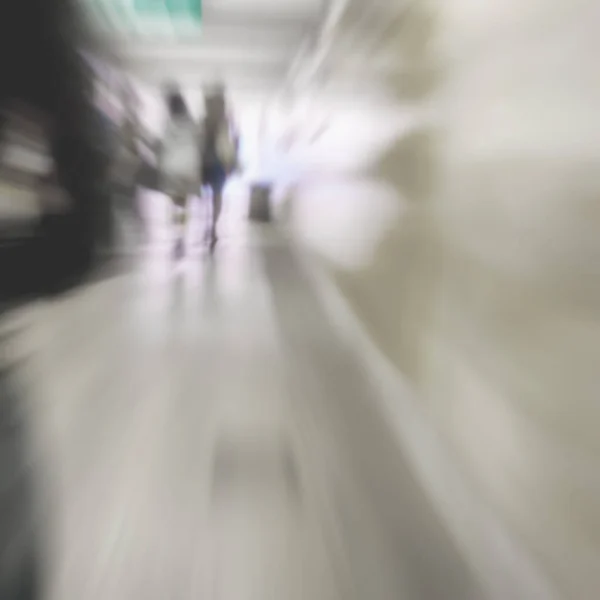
[6,193,485,600]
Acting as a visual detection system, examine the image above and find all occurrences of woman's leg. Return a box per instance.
[210,186,222,247]
[172,194,187,257]
[199,184,213,243]
[209,168,227,250]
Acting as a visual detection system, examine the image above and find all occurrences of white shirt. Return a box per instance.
[161,115,201,179]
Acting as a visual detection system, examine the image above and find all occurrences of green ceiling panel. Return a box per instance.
[133,0,202,21]
[90,0,202,36]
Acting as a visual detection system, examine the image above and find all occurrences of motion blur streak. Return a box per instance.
[0,0,598,599]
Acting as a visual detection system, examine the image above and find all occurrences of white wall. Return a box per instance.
[287,0,600,596]
[430,2,600,596]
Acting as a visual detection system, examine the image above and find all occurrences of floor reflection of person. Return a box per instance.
[201,86,238,252]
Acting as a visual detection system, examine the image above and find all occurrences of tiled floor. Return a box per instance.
[3,195,485,600]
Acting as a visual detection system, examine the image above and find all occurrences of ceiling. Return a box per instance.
[86,0,326,94]
[288,0,418,100]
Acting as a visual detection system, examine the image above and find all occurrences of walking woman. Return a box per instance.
[159,90,201,259]
[201,86,238,252]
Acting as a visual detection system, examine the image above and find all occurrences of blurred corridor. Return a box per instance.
[6,203,486,600]
[1,0,600,598]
